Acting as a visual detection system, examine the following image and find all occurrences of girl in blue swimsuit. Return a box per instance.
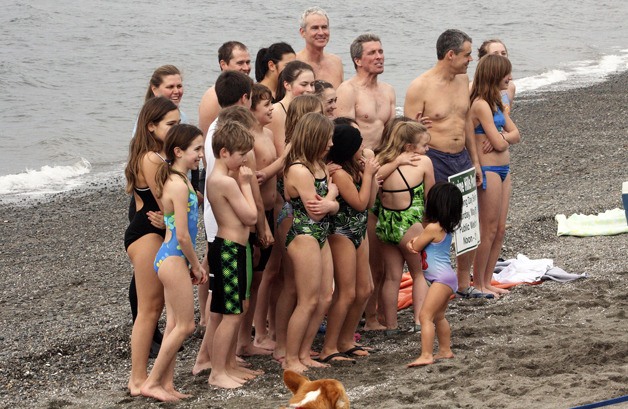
[319,124,380,362]
[282,112,339,373]
[140,124,207,402]
[406,182,463,367]
[469,54,521,298]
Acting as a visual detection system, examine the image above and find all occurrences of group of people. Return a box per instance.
[123,6,520,402]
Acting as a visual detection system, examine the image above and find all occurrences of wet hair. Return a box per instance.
[255,42,296,82]
[275,60,315,101]
[215,70,253,108]
[423,182,463,233]
[333,116,359,127]
[377,121,429,165]
[212,120,255,158]
[145,65,182,102]
[216,105,257,130]
[436,29,472,60]
[125,97,178,194]
[470,54,512,113]
[218,41,247,68]
[327,124,363,182]
[251,83,273,111]
[350,33,381,70]
[285,112,334,175]
[284,94,324,144]
[478,39,508,59]
[313,79,334,96]
[299,6,329,29]
[373,115,413,155]
[154,124,203,198]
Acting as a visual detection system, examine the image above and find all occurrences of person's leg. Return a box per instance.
[338,238,373,354]
[484,175,512,295]
[141,258,195,401]
[127,235,164,396]
[364,213,386,330]
[400,223,428,328]
[253,243,281,350]
[237,269,270,356]
[283,236,323,373]
[195,253,209,335]
[208,314,245,389]
[473,171,502,296]
[407,283,451,367]
[380,243,405,330]
[192,310,220,375]
[320,235,357,359]
[272,217,295,361]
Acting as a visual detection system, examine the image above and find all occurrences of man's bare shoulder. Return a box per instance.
[407,69,436,92]
[324,52,343,66]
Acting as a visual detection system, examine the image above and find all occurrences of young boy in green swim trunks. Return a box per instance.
[205,120,258,389]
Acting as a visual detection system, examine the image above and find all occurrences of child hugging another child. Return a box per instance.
[140,124,207,402]
[375,121,435,334]
[205,120,259,389]
[406,182,463,367]
[282,112,339,374]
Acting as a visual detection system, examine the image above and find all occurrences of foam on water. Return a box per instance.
[0,158,91,196]
[517,50,628,94]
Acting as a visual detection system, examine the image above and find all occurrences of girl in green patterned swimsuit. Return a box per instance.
[318,124,381,362]
[282,112,339,374]
[376,121,435,333]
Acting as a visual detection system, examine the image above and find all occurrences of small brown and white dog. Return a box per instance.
[282,370,350,409]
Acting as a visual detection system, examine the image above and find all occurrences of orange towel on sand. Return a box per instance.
[397,272,542,310]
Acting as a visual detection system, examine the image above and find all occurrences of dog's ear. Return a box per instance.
[324,381,350,408]
[283,370,309,394]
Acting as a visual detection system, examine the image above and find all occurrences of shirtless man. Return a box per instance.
[404,29,487,299]
[295,7,343,89]
[335,33,395,149]
[198,41,252,136]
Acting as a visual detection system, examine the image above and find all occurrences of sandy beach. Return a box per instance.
[1,72,627,409]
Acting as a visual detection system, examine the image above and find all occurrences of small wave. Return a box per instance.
[517,51,628,93]
[0,158,91,195]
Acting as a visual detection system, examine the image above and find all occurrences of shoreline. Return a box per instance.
[0,72,627,408]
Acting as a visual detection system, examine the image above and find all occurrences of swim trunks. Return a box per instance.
[481,165,511,190]
[332,181,367,248]
[209,237,253,314]
[153,189,199,272]
[426,148,473,183]
[474,106,506,135]
[421,232,457,293]
[285,163,332,249]
[375,168,425,245]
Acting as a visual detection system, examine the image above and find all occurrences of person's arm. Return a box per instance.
[464,110,483,188]
[289,165,338,221]
[377,152,421,180]
[335,159,379,212]
[224,167,258,226]
[403,79,425,119]
[474,100,510,153]
[198,88,219,137]
[246,151,273,247]
[502,112,521,145]
[421,156,435,199]
[267,105,286,155]
[406,222,439,254]
[170,179,206,284]
[142,152,166,229]
[335,82,356,119]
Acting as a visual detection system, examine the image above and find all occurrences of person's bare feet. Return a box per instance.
[140,383,179,402]
[301,357,330,368]
[488,284,509,295]
[128,378,145,397]
[363,320,387,331]
[254,335,276,351]
[282,359,308,374]
[406,356,434,367]
[208,373,244,389]
[434,351,454,361]
[237,343,273,356]
[192,358,212,375]
[165,387,191,400]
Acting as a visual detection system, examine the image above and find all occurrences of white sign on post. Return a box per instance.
[448,168,480,256]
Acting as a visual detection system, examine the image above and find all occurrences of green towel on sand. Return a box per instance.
[555,208,628,237]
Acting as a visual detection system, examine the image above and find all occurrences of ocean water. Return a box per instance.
[0,0,626,201]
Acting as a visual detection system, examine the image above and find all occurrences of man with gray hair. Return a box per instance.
[295,6,344,88]
[404,29,486,299]
[335,33,395,148]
